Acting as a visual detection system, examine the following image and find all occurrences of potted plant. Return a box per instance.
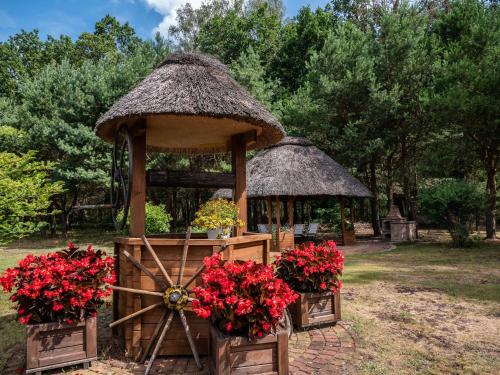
[0,243,115,374]
[192,199,244,239]
[343,220,355,245]
[275,241,344,328]
[192,254,297,374]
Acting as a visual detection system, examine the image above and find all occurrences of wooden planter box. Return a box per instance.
[342,230,355,246]
[273,231,294,252]
[26,317,97,374]
[289,291,341,328]
[209,324,289,375]
[113,232,272,358]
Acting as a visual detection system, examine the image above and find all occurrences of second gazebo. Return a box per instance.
[215,136,373,249]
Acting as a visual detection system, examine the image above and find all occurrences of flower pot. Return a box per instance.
[25,317,97,374]
[207,229,218,239]
[208,324,289,375]
[207,227,232,240]
[343,230,355,246]
[289,291,341,328]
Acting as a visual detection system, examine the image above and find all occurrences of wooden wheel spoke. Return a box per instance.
[142,235,174,287]
[179,310,202,369]
[140,309,168,364]
[109,302,162,328]
[122,249,168,289]
[145,311,175,375]
[110,285,163,297]
[176,227,192,285]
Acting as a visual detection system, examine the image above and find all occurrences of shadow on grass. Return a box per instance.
[0,312,24,373]
[344,242,500,303]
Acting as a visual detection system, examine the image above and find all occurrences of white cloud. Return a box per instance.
[143,0,204,37]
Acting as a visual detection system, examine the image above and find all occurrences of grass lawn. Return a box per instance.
[343,242,500,374]
[0,234,499,374]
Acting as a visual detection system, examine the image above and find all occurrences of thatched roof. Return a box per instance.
[214,137,373,198]
[95,52,285,153]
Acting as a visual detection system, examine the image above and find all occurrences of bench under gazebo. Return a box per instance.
[214,137,373,250]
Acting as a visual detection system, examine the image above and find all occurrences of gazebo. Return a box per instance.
[94,52,284,371]
[214,137,373,249]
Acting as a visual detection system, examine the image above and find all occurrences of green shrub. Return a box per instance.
[418,180,485,247]
[118,202,172,235]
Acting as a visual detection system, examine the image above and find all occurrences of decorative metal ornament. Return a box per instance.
[111,124,133,231]
[109,228,205,375]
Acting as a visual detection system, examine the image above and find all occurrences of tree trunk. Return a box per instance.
[60,211,68,239]
[370,157,382,236]
[385,154,394,213]
[485,150,497,239]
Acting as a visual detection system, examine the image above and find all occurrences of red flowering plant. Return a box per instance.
[0,243,115,325]
[192,254,298,338]
[274,240,344,293]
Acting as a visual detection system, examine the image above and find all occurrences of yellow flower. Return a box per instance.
[192,199,245,231]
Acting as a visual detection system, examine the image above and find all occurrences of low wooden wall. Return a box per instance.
[113,232,272,357]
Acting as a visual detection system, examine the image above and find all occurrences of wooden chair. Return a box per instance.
[304,223,320,241]
[294,224,304,241]
[257,224,269,233]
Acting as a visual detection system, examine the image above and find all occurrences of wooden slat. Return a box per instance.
[130,126,146,237]
[232,363,276,375]
[147,170,236,188]
[39,344,85,358]
[38,351,87,367]
[85,317,97,359]
[39,330,84,349]
[232,134,247,236]
[132,245,142,356]
[26,325,40,369]
[277,331,289,375]
[113,233,271,246]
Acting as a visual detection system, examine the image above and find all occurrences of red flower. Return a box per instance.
[275,241,344,294]
[0,243,114,325]
[193,255,298,338]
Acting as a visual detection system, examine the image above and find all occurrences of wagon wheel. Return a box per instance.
[110,228,225,375]
[283,307,293,338]
[111,124,133,231]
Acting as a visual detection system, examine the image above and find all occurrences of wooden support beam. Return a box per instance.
[350,197,355,223]
[232,134,247,236]
[340,197,346,245]
[147,170,236,189]
[287,197,294,228]
[130,126,146,237]
[267,197,273,234]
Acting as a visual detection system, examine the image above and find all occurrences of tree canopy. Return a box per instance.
[0,1,498,241]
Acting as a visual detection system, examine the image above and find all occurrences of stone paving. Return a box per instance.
[5,319,361,374]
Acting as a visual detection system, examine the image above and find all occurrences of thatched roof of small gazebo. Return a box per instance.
[95,52,285,153]
[214,136,373,198]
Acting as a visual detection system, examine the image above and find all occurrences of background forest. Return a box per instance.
[0,0,498,244]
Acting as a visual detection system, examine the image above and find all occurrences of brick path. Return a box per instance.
[5,319,361,375]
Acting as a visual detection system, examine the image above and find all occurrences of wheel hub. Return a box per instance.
[163,286,188,310]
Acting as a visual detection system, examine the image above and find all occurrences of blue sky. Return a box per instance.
[0,0,330,42]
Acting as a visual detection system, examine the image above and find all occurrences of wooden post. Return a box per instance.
[132,245,142,358]
[231,134,247,236]
[287,196,294,228]
[350,197,355,223]
[267,197,273,234]
[130,126,146,237]
[340,197,346,245]
[275,196,281,251]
